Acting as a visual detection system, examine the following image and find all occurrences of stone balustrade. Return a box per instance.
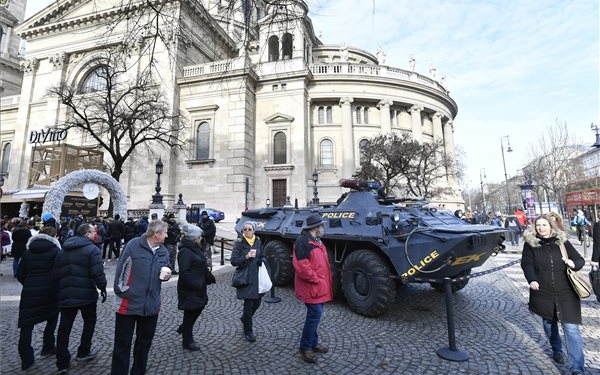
[181,58,448,94]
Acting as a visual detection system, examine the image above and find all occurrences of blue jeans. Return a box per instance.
[542,318,585,374]
[13,256,20,277]
[300,303,323,352]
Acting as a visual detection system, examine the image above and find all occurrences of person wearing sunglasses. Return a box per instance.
[230,221,266,342]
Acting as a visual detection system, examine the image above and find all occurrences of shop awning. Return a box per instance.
[11,189,49,199]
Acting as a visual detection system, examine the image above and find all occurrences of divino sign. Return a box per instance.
[28,129,68,144]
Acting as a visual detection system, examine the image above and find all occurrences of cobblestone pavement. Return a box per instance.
[1,240,599,374]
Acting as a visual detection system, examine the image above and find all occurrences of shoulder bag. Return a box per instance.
[231,266,250,288]
[558,242,592,299]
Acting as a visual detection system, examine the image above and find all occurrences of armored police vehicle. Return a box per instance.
[235,180,506,317]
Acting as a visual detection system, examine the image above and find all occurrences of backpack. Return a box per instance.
[0,230,10,247]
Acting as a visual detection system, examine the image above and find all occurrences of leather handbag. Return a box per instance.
[231,266,250,288]
[558,242,592,299]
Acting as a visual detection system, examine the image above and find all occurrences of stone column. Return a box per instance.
[377,99,392,133]
[409,104,423,142]
[13,58,39,186]
[443,119,458,187]
[432,112,444,142]
[47,52,69,126]
[339,97,355,178]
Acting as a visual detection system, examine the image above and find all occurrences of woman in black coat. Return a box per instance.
[176,224,210,351]
[17,226,60,370]
[521,215,586,375]
[230,221,266,342]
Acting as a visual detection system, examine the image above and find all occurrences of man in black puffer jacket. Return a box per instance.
[53,223,107,373]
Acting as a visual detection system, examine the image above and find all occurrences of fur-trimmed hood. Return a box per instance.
[26,233,62,252]
[522,228,568,247]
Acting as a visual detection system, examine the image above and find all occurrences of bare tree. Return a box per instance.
[46,49,188,183]
[524,119,586,214]
[404,139,455,199]
[353,133,454,199]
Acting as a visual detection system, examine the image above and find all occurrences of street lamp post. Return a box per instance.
[312,169,319,205]
[592,123,600,148]
[152,157,164,205]
[500,135,513,213]
[266,198,270,208]
[479,168,486,213]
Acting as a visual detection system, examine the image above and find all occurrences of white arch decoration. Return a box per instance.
[42,170,127,219]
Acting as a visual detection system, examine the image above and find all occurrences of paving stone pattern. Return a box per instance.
[1,244,599,374]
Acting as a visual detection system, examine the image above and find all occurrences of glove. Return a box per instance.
[256,259,263,267]
[100,288,107,303]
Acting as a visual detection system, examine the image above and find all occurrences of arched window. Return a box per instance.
[355,106,362,124]
[79,65,112,94]
[196,122,210,159]
[320,139,333,166]
[273,131,286,164]
[1,142,11,173]
[363,107,369,124]
[358,139,369,164]
[326,106,333,123]
[268,35,279,62]
[317,106,324,124]
[282,33,293,59]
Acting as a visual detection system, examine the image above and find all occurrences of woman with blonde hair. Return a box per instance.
[547,211,565,231]
[521,215,586,375]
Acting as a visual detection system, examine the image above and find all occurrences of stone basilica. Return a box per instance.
[0,0,461,219]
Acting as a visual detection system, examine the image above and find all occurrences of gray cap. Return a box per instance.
[182,223,203,239]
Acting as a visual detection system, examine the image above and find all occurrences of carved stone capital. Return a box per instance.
[20,58,38,74]
[48,52,69,70]
[409,104,423,114]
[433,111,444,120]
[339,97,353,106]
[377,99,393,109]
[445,120,454,132]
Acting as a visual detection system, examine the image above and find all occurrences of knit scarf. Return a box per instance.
[244,234,256,247]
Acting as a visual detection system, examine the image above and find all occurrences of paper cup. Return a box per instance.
[159,266,171,280]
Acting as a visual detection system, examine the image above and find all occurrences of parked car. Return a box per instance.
[205,208,225,223]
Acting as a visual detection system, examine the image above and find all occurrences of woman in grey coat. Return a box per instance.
[230,221,266,342]
[521,215,586,375]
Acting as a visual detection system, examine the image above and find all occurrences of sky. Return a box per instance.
[25,0,599,191]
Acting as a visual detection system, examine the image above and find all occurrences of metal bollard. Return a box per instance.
[220,238,225,266]
[435,277,469,362]
[263,254,281,303]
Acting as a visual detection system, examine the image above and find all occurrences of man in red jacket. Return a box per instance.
[292,213,332,364]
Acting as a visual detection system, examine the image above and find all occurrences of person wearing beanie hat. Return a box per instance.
[182,224,202,239]
[175,223,211,351]
[230,221,266,343]
[292,213,332,363]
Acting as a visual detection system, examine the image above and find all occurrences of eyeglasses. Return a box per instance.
[243,228,253,232]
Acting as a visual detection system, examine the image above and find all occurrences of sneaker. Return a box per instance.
[40,348,56,358]
[76,351,97,361]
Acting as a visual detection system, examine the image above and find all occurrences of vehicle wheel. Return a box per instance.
[430,269,471,293]
[327,248,342,300]
[341,250,396,317]
[263,240,294,286]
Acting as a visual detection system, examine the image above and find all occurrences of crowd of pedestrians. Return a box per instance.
[3,205,596,373]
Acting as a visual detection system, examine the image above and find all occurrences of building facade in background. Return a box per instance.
[0,0,461,219]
